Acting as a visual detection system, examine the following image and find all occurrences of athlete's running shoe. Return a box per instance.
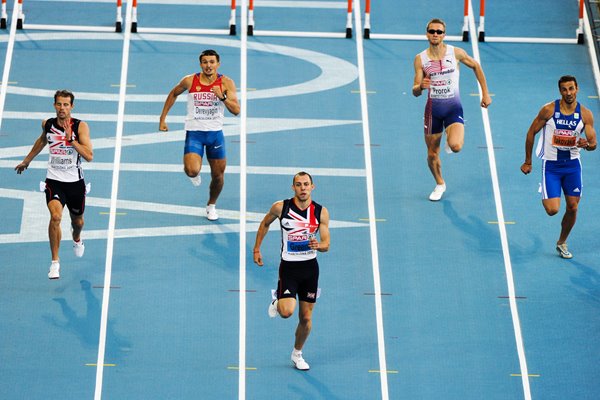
[556,243,573,259]
[206,204,219,221]
[444,140,453,154]
[291,350,310,371]
[429,184,446,201]
[48,261,60,280]
[189,174,201,186]
[73,240,85,258]
[268,299,279,318]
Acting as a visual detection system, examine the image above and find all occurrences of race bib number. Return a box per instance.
[49,155,74,170]
[429,79,455,99]
[193,104,220,120]
[286,233,315,254]
[552,129,577,148]
[287,234,310,253]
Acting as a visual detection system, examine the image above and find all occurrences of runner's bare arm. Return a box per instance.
[253,201,283,266]
[159,75,193,131]
[15,120,49,174]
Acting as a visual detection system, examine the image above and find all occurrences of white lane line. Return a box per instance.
[0,160,366,177]
[0,0,20,133]
[238,0,249,399]
[93,0,134,398]
[354,1,389,399]
[467,3,532,400]
[0,186,369,244]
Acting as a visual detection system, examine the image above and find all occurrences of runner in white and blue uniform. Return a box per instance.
[413,18,492,201]
[253,172,331,371]
[521,75,597,259]
[420,44,463,137]
[159,49,240,221]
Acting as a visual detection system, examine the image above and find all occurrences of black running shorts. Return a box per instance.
[44,178,86,216]
[276,258,319,303]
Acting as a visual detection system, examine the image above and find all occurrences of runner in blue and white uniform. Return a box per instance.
[413,18,492,201]
[159,49,240,221]
[521,75,597,259]
[253,172,331,371]
[15,90,94,279]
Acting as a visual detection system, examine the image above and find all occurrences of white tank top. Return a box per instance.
[45,118,84,182]
[419,45,461,101]
[185,73,225,131]
[536,100,584,161]
[279,198,322,262]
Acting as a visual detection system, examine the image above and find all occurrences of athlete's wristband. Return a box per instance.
[219,93,227,102]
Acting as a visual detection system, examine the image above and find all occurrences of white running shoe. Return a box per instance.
[291,350,310,371]
[48,261,60,280]
[189,174,201,186]
[556,243,573,259]
[444,140,453,154]
[268,299,279,318]
[206,204,219,221]
[429,184,446,201]
[73,240,85,258]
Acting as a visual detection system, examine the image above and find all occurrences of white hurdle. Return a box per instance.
[476,0,585,44]
[1,0,7,29]
[247,0,354,39]
[127,0,236,35]
[361,0,585,44]
[363,0,470,42]
[7,0,123,32]
[2,0,237,36]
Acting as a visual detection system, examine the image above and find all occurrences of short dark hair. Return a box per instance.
[558,75,578,89]
[293,171,313,184]
[54,89,74,105]
[426,18,446,32]
[200,49,220,63]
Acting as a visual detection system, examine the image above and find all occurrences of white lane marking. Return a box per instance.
[353,1,389,399]
[467,3,532,400]
[94,0,134,398]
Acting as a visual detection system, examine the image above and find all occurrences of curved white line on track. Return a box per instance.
[0,33,358,101]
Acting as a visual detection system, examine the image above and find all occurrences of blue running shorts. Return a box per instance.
[184,130,226,159]
[541,158,582,199]
[424,99,464,135]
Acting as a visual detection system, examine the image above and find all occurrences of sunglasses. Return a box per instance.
[427,29,445,35]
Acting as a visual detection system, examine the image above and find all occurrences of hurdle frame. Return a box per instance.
[476,0,585,44]
[2,0,237,35]
[1,0,7,29]
[363,0,469,41]
[15,0,23,30]
[7,0,122,32]
[247,0,354,39]
[131,0,237,35]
